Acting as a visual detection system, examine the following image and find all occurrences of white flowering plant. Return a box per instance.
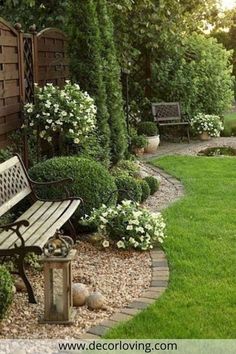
[85,200,166,251]
[190,113,223,137]
[23,81,97,145]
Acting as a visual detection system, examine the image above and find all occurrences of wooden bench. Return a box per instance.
[0,155,81,303]
[152,102,190,143]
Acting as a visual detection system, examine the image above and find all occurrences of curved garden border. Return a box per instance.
[80,164,184,339]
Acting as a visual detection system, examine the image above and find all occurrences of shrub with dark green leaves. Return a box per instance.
[137,122,158,136]
[115,175,142,203]
[144,176,160,195]
[29,157,117,218]
[0,266,13,320]
[138,179,151,202]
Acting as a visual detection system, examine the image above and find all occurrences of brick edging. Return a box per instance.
[79,248,169,339]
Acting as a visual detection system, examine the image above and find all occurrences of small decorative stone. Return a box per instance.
[12,285,16,294]
[73,283,89,307]
[15,279,26,292]
[87,292,105,310]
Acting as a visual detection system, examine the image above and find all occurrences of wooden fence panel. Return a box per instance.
[0,21,70,150]
[0,18,23,148]
[35,28,69,88]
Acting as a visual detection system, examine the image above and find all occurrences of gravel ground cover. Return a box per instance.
[0,242,151,339]
[0,158,182,339]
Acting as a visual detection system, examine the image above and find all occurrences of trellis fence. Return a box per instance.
[0,18,69,149]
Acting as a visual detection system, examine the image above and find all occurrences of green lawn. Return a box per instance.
[223,112,236,136]
[105,156,236,339]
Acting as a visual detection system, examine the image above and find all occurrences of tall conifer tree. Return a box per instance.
[96,0,128,163]
[67,0,111,163]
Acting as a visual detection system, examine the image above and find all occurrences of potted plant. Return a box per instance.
[131,135,148,156]
[190,113,223,141]
[137,121,160,153]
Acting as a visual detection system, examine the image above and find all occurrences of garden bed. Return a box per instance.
[0,242,151,339]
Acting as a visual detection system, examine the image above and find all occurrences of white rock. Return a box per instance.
[87,292,105,310]
[15,279,26,292]
[72,283,89,307]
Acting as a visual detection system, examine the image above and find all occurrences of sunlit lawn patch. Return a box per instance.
[105,156,236,338]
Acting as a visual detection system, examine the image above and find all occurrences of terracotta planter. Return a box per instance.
[144,135,160,153]
[133,147,145,157]
[199,132,211,141]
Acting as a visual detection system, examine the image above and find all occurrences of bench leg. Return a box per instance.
[186,126,190,143]
[66,219,77,243]
[16,253,37,304]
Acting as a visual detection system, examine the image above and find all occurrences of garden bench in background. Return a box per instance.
[152,102,190,143]
[0,155,81,303]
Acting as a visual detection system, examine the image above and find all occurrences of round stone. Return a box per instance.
[87,292,105,310]
[15,279,26,292]
[72,283,89,307]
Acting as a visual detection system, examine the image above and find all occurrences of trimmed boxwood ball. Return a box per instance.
[0,266,13,319]
[115,175,142,203]
[110,159,140,178]
[137,121,158,136]
[29,157,117,218]
[138,179,151,202]
[144,176,160,195]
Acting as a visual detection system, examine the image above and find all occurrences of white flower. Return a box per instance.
[45,100,51,108]
[129,219,139,226]
[69,129,74,134]
[102,240,109,248]
[127,225,133,231]
[47,137,52,142]
[122,200,132,206]
[100,216,108,224]
[133,211,142,218]
[74,138,80,144]
[136,226,144,233]
[117,240,125,249]
[145,224,152,230]
[39,130,46,138]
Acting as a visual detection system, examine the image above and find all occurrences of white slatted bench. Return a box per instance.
[0,155,81,303]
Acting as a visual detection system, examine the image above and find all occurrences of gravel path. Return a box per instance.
[141,164,184,212]
[142,137,236,159]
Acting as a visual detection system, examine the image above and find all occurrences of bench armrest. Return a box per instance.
[29,177,73,187]
[0,220,29,230]
[0,220,29,247]
[29,177,74,200]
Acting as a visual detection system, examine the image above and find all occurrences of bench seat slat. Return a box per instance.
[159,122,189,126]
[0,199,80,250]
[2,201,63,249]
[32,200,80,249]
[0,200,47,246]
[24,200,71,247]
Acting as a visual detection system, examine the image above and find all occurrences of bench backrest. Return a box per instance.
[0,156,31,217]
[152,102,181,122]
